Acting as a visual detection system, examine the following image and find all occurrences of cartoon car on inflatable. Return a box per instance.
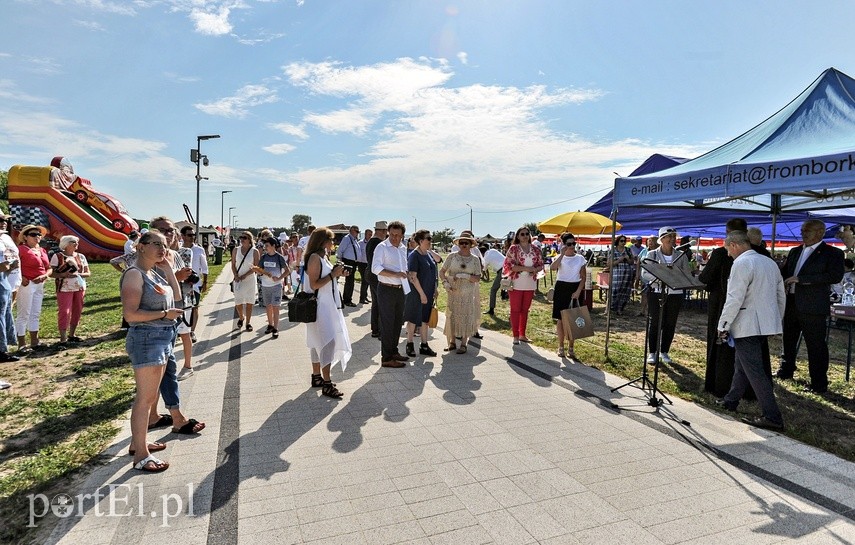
[68,178,137,235]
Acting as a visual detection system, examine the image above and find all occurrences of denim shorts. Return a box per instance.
[261,285,282,307]
[126,324,177,368]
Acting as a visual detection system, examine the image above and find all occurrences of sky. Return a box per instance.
[2,0,855,238]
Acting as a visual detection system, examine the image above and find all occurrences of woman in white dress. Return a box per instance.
[304,227,351,398]
[440,234,482,353]
[231,231,260,332]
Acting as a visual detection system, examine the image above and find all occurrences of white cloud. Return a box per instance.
[0,80,53,104]
[163,72,201,83]
[457,51,468,65]
[269,122,308,139]
[189,5,233,35]
[24,57,62,76]
[73,19,105,31]
[194,84,279,118]
[262,143,296,155]
[49,0,137,15]
[304,109,374,135]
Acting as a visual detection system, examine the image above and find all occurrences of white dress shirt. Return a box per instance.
[371,239,409,292]
[483,248,505,273]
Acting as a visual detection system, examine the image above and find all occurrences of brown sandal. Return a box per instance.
[456,345,467,354]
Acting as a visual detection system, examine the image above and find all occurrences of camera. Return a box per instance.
[186,271,201,284]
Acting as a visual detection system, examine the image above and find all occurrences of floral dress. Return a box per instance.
[441,253,482,342]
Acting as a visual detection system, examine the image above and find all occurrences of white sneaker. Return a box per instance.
[660,352,672,364]
[0,380,10,390]
[176,367,194,381]
[646,353,656,364]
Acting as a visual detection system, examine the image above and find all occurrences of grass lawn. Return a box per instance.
[0,259,226,544]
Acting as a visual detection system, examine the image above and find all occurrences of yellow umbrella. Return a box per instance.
[537,211,621,235]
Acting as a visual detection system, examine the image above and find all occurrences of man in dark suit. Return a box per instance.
[779,220,845,393]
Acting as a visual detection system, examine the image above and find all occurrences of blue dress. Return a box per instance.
[404,250,438,324]
[0,263,15,350]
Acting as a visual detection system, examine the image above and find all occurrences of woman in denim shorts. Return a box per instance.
[120,230,184,473]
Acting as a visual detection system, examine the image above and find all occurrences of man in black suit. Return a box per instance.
[779,220,845,393]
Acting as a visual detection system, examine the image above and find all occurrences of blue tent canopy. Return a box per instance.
[613,68,855,214]
[589,154,854,240]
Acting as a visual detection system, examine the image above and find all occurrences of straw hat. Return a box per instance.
[453,234,478,246]
[17,224,47,244]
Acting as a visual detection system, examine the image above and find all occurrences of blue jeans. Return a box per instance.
[160,326,180,409]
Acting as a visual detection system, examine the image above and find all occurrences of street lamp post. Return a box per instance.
[190,134,220,244]
[220,190,232,239]
[465,203,473,233]
[233,216,238,230]
[228,207,236,235]
[413,216,417,231]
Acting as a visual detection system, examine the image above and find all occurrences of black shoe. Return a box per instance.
[406,342,416,357]
[473,332,483,339]
[392,353,410,362]
[371,332,381,338]
[344,302,357,307]
[484,309,495,315]
[775,369,793,380]
[803,385,828,394]
[714,398,737,411]
[0,352,20,363]
[419,343,437,357]
[265,325,274,334]
[740,415,784,430]
[359,299,370,304]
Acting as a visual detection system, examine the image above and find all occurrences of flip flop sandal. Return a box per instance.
[456,346,468,354]
[172,418,205,435]
[133,454,169,472]
[445,342,456,352]
[147,414,173,430]
[246,324,254,332]
[129,441,167,456]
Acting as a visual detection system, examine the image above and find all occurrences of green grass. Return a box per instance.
[0,259,226,544]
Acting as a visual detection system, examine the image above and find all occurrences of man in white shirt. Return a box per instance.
[371,220,409,368]
[124,230,139,255]
[335,225,363,307]
[482,243,507,315]
[357,228,372,304]
[716,230,786,430]
[295,225,315,274]
[180,225,209,343]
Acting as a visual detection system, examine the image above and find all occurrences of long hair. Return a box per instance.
[303,227,334,267]
[512,226,530,245]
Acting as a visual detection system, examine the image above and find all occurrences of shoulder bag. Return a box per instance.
[288,267,338,323]
[230,249,251,293]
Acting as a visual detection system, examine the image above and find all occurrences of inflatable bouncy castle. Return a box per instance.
[8,157,138,260]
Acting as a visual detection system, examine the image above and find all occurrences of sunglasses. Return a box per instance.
[458,241,471,246]
[142,241,166,249]
[26,232,42,237]
[183,232,196,237]
[425,237,432,241]
[239,236,249,240]
[519,232,530,236]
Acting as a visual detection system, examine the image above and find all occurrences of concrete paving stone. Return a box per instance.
[537,533,583,545]
[417,442,457,464]
[296,498,355,524]
[439,438,482,460]
[448,481,505,515]
[342,477,399,500]
[303,531,367,545]
[407,493,467,519]
[480,477,534,508]
[385,460,437,480]
[539,493,628,533]
[582,462,705,498]
[644,500,784,544]
[392,470,444,491]
[425,524,493,545]
[237,509,299,533]
[455,456,506,482]
[399,483,455,505]
[416,508,479,536]
[354,504,416,530]
[475,509,536,545]
[572,519,665,545]
[297,514,360,541]
[361,519,427,544]
[348,490,406,514]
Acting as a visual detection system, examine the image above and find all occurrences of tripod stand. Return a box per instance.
[612,259,703,407]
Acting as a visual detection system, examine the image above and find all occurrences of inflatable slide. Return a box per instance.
[8,162,138,261]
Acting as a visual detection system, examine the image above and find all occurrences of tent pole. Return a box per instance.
[771,194,782,253]
[604,208,618,360]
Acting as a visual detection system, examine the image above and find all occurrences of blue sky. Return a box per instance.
[2,0,854,237]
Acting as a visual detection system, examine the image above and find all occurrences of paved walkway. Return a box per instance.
[45,276,855,545]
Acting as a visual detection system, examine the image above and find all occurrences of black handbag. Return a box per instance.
[288,267,338,323]
[287,290,318,323]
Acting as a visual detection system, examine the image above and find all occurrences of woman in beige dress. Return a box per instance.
[440,234,482,353]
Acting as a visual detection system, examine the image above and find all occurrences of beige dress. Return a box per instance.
[442,253,482,342]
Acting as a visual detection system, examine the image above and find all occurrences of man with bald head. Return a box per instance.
[778,219,844,393]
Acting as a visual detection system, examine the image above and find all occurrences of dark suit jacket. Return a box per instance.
[782,241,845,315]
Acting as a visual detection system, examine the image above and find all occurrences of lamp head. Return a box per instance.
[198,134,220,141]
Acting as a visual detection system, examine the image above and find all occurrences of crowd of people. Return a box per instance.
[1,211,846,465]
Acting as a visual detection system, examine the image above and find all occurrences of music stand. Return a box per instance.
[612,259,704,407]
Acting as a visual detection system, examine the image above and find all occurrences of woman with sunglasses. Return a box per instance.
[304,227,350,398]
[502,227,544,344]
[50,235,90,345]
[16,225,51,351]
[608,235,634,316]
[404,229,438,357]
[440,233,482,353]
[550,232,586,360]
[231,231,260,331]
[120,230,185,472]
